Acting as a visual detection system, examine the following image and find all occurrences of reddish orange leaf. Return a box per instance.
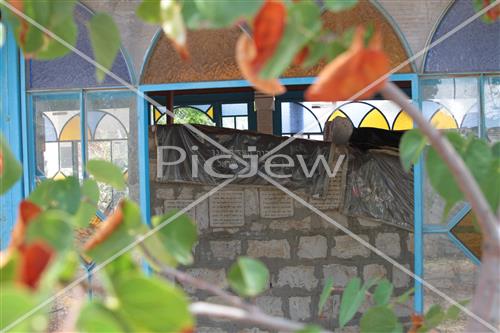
[251,0,287,72]
[83,204,124,252]
[236,33,286,96]
[18,241,54,290]
[408,314,424,333]
[293,47,309,66]
[10,200,42,251]
[484,0,500,21]
[305,26,390,102]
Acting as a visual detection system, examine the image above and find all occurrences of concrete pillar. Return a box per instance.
[254,92,275,135]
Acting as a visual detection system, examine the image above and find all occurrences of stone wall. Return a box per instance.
[150,149,414,332]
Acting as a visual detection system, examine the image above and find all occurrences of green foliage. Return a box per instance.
[73,179,100,227]
[174,107,215,126]
[86,160,126,191]
[259,0,322,79]
[0,287,36,332]
[318,277,334,314]
[29,177,81,214]
[0,134,23,195]
[150,209,198,266]
[360,306,402,333]
[228,257,269,297]
[192,0,263,28]
[323,0,358,12]
[0,1,77,60]
[296,325,322,333]
[115,276,194,332]
[26,210,74,252]
[77,302,126,333]
[86,200,144,262]
[373,279,393,306]
[87,14,121,82]
[395,287,414,304]
[338,278,365,327]
[399,129,427,172]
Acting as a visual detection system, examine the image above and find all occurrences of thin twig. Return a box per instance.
[381,82,500,332]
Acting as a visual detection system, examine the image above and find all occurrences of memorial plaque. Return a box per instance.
[309,157,348,210]
[259,189,294,218]
[164,200,196,220]
[209,191,245,227]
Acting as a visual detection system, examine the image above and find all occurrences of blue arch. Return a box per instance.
[28,1,136,89]
[423,0,500,73]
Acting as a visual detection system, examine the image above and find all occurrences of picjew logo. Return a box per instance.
[157,145,345,179]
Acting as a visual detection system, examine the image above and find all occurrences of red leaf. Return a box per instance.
[293,47,309,66]
[236,34,286,96]
[10,200,42,250]
[251,0,287,72]
[83,203,124,252]
[408,314,424,333]
[0,150,4,176]
[305,26,390,102]
[18,241,54,290]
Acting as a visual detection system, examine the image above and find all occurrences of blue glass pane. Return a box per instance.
[281,102,322,134]
[43,115,58,142]
[28,3,131,89]
[484,76,500,142]
[424,0,500,73]
[222,103,247,116]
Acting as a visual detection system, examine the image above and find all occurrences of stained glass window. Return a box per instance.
[174,105,215,126]
[484,76,500,142]
[280,102,324,140]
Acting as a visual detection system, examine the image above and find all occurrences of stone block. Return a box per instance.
[276,266,318,290]
[320,294,341,322]
[363,264,387,281]
[184,268,226,293]
[289,296,311,321]
[209,240,241,260]
[375,233,401,258]
[255,296,283,316]
[323,264,357,287]
[269,216,312,231]
[297,235,327,259]
[357,217,381,228]
[156,187,175,199]
[331,235,370,258]
[247,240,291,259]
[195,198,209,231]
[392,265,411,288]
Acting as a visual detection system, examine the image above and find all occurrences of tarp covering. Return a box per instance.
[153,125,413,230]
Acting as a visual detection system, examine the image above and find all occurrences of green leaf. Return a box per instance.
[73,179,100,227]
[419,304,445,331]
[0,22,6,47]
[260,0,322,79]
[86,200,144,262]
[482,158,500,213]
[426,147,463,212]
[26,210,74,252]
[0,286,36,332]
[136,0,162,23]
[395,288,414,304]
[301,40,328,68]
[87,159,126,190]
[360,306,400,333]
[228,257,269,297]
[445,300,469,321]
[193,0,263,28]
[77,302,127,333]
[323,0,358,12]
[0,134,22,195]
[400,129,426,172]
[492,142,500,157]
[87,13,121,82]
[373,279,393,306]
[0,253,18,284]
[116,276,194,332]
[339,277,365,327]
[152,209,198,266]
[29,177,81,214]
[318,277,334,314]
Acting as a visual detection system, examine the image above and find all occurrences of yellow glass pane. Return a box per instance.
[431,109,458,129]
[207,106,214,119]
[154,108,163,122]
[59,116,91,141]
[359,108,390,130]
[392,111,413,130]
[328,109,348,122]
[53,171,66,180]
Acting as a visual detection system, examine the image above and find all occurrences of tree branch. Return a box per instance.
[381,82,500,332]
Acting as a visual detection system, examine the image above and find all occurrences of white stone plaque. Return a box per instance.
[259,189,294,218]
[164,200,196,220]
[309,154,348,210]
[209,191,245,227]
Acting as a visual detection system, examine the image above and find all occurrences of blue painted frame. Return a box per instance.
[0,28,25,249]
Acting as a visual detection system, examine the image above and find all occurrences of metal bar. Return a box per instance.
[137,90,151,227]
[80,91,87,179]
